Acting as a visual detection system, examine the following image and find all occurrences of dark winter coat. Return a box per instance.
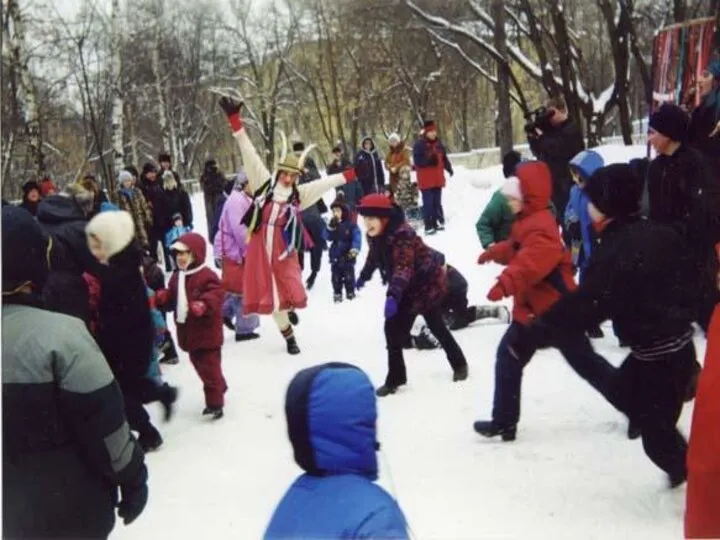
[209,194,228,244]
[37,195,98,323]
[647,144,720,285]
[480,161,576,325]
[359,206,446,316]
[139,176,167,232]
[528,118,585,217]
[117,187,152,248]
[2,296,146,539]
[354,138,385,195]
[19,198,40,217]
[533,217,699,351]
[413,137,453,191]
[299,159,327,249]
[327,156,352,176]
[92,242,154,391]
[161,186,193,231]
[164,233,225,352]
[327,206,361,263]
[688,88,720,164]
[200,167,226,233]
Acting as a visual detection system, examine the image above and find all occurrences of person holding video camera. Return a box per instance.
[526,96,585,241]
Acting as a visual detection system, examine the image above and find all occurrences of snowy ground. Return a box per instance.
[113,145,701,540]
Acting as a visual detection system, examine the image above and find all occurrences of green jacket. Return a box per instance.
[475,189,558,248]
[475,189,514,248]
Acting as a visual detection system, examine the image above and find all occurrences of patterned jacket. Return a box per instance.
[118,187,152,249]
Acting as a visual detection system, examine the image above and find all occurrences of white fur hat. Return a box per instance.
[86,210,136,259]
[388,132,401,145]
[118,170,134,185]
[501,176,522,200]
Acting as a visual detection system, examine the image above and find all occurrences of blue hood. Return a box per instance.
[569,150,604,182]
[285,363,378,480]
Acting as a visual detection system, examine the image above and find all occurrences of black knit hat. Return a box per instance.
[331,146,342,153]
[649,103,688,142]
[2,205,50,294]
[22,180,41,195]
[292,141,305,152]
[158,152,172,163]
[585,164,643,219]
[502,151,522,178]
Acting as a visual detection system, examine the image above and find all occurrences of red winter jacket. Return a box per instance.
[160,232,224,352]
[412,137,453,191]
[686,304,720,539]
[483,161,575,325]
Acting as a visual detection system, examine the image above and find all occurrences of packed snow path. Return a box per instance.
[113,146,700,539]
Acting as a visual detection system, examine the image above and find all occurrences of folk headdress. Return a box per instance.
[244,131,317,260]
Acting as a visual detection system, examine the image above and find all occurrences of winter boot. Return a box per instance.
[281,325,301,355]
[587,325,605,339]
[333,293,343,303]
[305,272,317,290]
[138,425,164,452]
[223,316,236,331]
[235,332,260,342]
[288,311,299,326]
[402,333,414,349]
[346,291,356,300]
[627,420,641,440]
[448,312,469,331]
[376,384,401,397]
[424,228,437,236]
[159,334,179,365]
[473,420,517,442]
[684,360,701,402]
[202,406,224,420]
[453,365,469,382]
[159,384,178,422]
[669,470,688,489]
[413,326,441,350]
[475,305,511,324]
[436,222,445,231]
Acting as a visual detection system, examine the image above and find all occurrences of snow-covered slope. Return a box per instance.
[113,146,698,540]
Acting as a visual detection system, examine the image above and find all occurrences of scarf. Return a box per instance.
[176,264,204,324]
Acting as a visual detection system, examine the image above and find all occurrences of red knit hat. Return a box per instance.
[357,193,394,218]
[39,177,57,196]
[423,120,437,132]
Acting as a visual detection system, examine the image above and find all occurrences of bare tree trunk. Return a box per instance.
[492,0,513,154]
[110,0,124,191]
[7,0,44,173]
[152,0,171,154]
[2,131,16,183]
[673,0,687,23]
[127,104,139,167]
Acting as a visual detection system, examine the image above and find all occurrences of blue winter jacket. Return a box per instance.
[327,206,362,263]
[264,363,408,540]
[566,150,604,277]
[355,137,385,195]
[164,225,192,249]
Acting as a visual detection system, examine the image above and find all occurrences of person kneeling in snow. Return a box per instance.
[264,363,408,539]
[156,233,228,419]
[355,194,468,396]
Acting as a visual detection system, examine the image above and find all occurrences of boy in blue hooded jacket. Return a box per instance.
[265,362,408,539]
[566,149,604,338]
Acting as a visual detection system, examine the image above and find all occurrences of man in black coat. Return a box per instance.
[646,103,720,331]
[2,206,148,538]
[528,96,585,237]
[525,164,700,488]
[200,159,226,238]
[37,184,100,323]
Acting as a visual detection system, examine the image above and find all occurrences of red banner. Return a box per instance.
[651,17,718,112]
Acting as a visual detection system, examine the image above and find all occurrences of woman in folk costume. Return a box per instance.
[218,97,358,355]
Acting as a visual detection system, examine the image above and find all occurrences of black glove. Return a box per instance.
[218,96,243,117]
[427,154,439,166]
[118,464,148,526]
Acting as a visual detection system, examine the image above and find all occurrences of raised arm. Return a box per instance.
[218,97,271,193]
[297,171,357,211]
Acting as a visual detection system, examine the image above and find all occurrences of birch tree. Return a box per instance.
[110,0,124,185]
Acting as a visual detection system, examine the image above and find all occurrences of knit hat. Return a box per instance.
[388,132,401,145]
[584,164,642,219]
[357,193,394,218]
[22,180,41,195]
[234,168,249,189]
[331,146,342,153]
[124,165,139,179]
[292,141,305,152]
[649,103,689,142]
[707,58,720,79]
[86,210,136,260]
[569,149,605,182]
[423,120,437,132]
[39,177,57,196]
[158,152,171,163]
[118,170,134,186]
[141,162,157,176]
[501,176,522,200]
[2,205,50,294]
[501,151,522,178]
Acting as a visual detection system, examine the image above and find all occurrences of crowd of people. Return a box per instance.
[3,59,720,539]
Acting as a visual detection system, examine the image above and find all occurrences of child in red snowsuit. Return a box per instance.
[156,232,227,419]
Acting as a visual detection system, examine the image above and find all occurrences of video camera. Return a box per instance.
[524,106,556,137]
